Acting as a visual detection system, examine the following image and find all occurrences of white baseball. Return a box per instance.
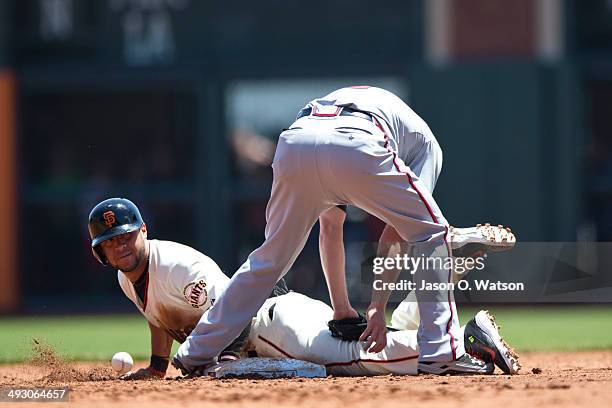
[111,352,134,374]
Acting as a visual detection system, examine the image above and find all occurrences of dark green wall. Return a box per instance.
[13,0,423,73]
[0,0,11,68]
[410,63,581,241]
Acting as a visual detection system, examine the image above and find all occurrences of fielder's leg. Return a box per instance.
[174,129,330,371]
[325,122,463,364]
[389,139,443,331]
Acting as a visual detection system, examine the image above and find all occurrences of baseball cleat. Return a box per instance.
[464,310,521,374]
[449,223,516,255]
[171,356,191,376]
[418,353,494,375]
[171,356,213,378]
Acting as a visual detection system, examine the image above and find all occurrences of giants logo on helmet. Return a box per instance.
[183,280,208,309]
[103,211,116,227]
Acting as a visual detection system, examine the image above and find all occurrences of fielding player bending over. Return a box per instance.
[87,197,520,379]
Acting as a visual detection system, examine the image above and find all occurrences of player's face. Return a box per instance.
[100,225,148,272]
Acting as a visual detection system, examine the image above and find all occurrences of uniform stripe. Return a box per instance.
[374,118,457,361]
[325,355,418,367]
[257,335,295,359]
[258,335,417,368]
[375,119,440,224]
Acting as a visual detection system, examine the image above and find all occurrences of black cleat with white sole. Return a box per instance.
[418,353,494,375]
[464,310,521,374]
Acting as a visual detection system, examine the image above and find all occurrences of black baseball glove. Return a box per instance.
[328,312,368,341]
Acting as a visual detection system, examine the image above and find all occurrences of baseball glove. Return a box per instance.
[328,312,368,341]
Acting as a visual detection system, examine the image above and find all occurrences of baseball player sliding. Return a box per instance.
[172,86,515,375]
[87,198,520,378]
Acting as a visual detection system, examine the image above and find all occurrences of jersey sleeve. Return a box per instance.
[169,256,230,310]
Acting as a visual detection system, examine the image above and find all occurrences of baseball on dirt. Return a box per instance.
[111,352,133,374]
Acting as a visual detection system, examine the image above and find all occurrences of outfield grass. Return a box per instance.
[0,315,164,363]
[1,306,611,363]
[458,306,612,352]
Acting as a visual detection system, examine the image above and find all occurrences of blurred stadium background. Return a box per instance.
[0,0,611,358]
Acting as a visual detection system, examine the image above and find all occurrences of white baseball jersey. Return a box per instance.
[248,292,421,376]
[117,239,230,342]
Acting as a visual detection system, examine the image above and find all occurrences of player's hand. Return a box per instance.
[359,304,388,353]
[120,367,165,380]
[332,306,360,320]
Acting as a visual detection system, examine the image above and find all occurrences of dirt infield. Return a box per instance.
[1,351,611,407]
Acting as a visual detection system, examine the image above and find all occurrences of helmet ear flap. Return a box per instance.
[92,246,108,265]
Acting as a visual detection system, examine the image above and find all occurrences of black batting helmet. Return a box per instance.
[88,198,144,265]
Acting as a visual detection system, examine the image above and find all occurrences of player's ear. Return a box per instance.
[141,222,148,238]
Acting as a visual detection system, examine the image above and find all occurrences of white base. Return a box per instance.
[207,357,326,379]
